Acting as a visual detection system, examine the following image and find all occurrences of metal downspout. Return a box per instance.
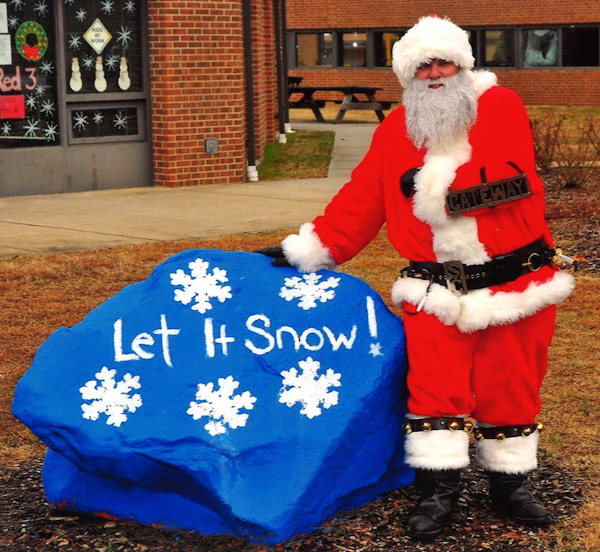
[280,0,292,133]
[243,0,258,181]
[273,0,287,143]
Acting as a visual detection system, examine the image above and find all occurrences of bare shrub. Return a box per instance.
[532,114,600,188]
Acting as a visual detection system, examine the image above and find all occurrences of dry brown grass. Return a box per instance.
[1,233,598,548]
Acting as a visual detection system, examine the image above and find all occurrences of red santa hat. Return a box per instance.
[392,15,475,88]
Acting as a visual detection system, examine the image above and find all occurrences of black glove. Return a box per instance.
[254,246,293,267]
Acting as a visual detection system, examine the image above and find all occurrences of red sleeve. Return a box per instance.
[312,126,387,265]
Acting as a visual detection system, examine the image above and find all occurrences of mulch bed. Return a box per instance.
[0,451,583,552]
[1,173,597,551]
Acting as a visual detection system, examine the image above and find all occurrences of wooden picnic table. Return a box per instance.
[288,85,387,123]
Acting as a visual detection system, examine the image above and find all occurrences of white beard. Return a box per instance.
[403,71,477,150]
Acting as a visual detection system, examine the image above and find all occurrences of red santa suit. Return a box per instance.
[281,70,574,473]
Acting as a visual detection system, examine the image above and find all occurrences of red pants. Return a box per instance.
[402,304,556,426]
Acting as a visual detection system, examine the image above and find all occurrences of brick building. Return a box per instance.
[0,0,282,197]
[286,0,600,106]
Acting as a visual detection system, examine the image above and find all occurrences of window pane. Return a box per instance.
[482,29,515,67]
[467,30,478,65]
[296,33,334,67]
[71,106,139,139]
[64,0,145,95]
[374,31,403,67]
[342,32,366,67]
[562,27,600,67]
[1,0,60,148]
[523,29,559,67]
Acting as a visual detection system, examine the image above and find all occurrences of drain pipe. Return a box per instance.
[273,0,287,143]
[243,0,259,181]
[280,0,292,134]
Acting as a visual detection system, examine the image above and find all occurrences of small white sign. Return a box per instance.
[83,18,112,54]
[0,4,7,34]
[0,34,11,65]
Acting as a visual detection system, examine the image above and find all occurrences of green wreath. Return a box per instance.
[15,21,49,61]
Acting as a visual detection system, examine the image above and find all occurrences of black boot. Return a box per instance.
[407,468,461,541]
[487,471,551,526]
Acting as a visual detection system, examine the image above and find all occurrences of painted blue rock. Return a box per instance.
[13,249,412,543]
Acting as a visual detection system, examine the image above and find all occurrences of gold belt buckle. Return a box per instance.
[443,260,468,294]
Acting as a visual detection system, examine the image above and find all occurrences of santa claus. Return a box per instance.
[260,15,575,540]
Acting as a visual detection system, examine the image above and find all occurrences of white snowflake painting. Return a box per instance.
[80,367,142,427]
[279,273,340,310]
[170,258,233,314]
[187,376,257,436]
[279,357,341,419]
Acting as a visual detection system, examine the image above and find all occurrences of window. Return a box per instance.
[482,29,515,67]
[342,32,366,67]
[374,31,404,67]
[562,26,600,67]
[1,0,60,148]
[295,33,334,67]
[523,29,559,67]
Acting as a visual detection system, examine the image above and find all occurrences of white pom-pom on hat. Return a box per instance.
[392,15,475,88]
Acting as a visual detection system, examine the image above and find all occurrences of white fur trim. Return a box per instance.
[281,222,336,273]
[393,271,574,333]
[456,271,574,333]
[404,426,470,469]
[392,16,475,88]
[412,134,472,227]
[468,70,498,98]
[476,431,538,474]
[432,216,490,264]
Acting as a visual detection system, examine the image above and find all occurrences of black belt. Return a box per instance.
[400,238,556,294]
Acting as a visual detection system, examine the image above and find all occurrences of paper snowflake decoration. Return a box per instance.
[39,60,53,74]
[68,34,82,50]
[279,357,341,419]
[100,0,114,13]
[23,118,40,138]
[64,0,74,5]
[10,0,24,10]
[8,16,19,29]
[113,111,127,129]
[124,0,135,13]
[279,273,340,310]
[35,83,47,97]
[75,7,86,21]
[116,25,132,46]
[187,376,256,436]
[105,54,119,70]
[34,0,48,16]
[25,95,37,109]
[1,123,11,136]
[80,367,142,427]
[40,100,55,116]
[93,110,104,124]
[82,55,94,69]
[44,123,58,141]
[170,258,233,314]
[73,111,88,130]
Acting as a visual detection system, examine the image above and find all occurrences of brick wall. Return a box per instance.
[286,0,600,106]
[148,0,279,188]
[286,0,600,29]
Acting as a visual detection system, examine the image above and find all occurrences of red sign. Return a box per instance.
[0,95,26,119]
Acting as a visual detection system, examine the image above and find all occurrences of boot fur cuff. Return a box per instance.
[404,429,470,470]
[475,431,538,474]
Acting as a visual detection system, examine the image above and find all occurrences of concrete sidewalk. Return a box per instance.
[0,123,376,259]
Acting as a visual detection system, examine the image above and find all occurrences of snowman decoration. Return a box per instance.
[94,56,107,92]
[69,58,83,92]
[118,57,131,91]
